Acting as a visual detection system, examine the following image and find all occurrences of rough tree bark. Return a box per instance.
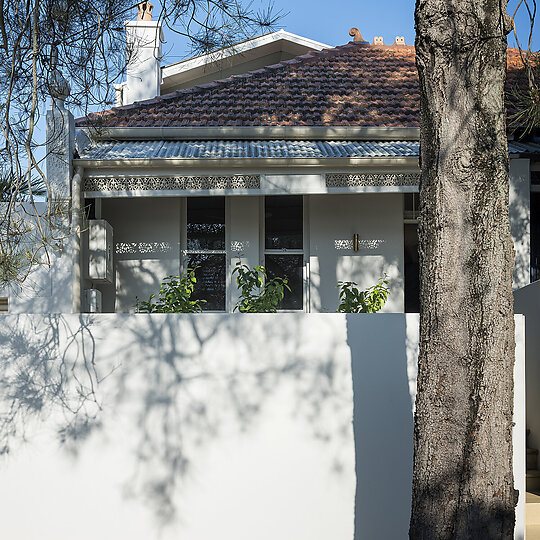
[410,1,517,539]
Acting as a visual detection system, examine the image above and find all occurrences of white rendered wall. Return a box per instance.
[228,196,260,308]
[101,197,181,312]
[515,315,526,539]
[515,280,540,450]
[0,314,525,539]
[510,158,531,290]
[0,202,72,314]
[308,193,404,312]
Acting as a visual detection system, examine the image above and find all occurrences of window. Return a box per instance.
[0,297,7,313]
[184,197,226,311]
[264,196,305,310]
[404,192,420,221]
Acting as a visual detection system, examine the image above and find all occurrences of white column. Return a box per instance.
[44,105,76,313]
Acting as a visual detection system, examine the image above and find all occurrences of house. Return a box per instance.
[0,3,535,538]
[8,3,533,317]
[0,2,535,316]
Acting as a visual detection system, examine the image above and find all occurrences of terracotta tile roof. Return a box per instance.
[78,42,530,129]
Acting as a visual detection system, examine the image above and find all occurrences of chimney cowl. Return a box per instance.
[137,1,153,21]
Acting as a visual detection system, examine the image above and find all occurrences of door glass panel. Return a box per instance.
[187,197,225,251]
[265,196,303,250]
[187,253,226,311]
[265,254,303,310]
[404,223,420,312]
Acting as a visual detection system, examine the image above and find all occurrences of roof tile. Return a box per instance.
[78,42,530,129]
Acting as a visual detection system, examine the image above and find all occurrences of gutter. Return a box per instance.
[81,126,421,142]
[73,156,421,170]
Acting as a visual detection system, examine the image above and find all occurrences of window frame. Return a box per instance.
[260,195,310,312]
[180,196,230,312]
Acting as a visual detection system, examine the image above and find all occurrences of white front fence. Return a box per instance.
[0,314,525,539]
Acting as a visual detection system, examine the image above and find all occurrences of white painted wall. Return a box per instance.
[308,193,404,312]
[515,315,526,539]
[228,196,260,309]
[0,314,525,539]
[510,158,531,290]
[515,280,540,450]
[101,197,181,312]
[0,202,72,314]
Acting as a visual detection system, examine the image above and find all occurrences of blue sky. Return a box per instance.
[160,0,539,64]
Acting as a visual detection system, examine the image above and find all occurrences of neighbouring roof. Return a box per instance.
[160,30,331,93]
[79,41,530,129]
[78,139,540,161]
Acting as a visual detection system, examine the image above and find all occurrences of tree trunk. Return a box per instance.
[410,2,517,538]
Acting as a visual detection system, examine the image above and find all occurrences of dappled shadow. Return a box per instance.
[110,313,354,524]
[2,313,523,537]
[0,312,355,531]
[509,161,531,288]
[0,314,102,456]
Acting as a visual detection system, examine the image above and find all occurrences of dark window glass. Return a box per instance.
[532,192,540,282]
[265,196,303,250]
[266,254,303,310]
[531,171,540,186]
[84,198,96,220]
[404,193,419,220]
[187,254,226,311]
[187,197,225,251]
[404,223,420,312]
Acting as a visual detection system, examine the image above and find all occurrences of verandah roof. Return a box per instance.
[78,139,540,161]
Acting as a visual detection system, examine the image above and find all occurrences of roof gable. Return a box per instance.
[160,30,330,93]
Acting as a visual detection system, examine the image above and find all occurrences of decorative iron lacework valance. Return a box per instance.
[326,173,420,187]
[83,175,261,192]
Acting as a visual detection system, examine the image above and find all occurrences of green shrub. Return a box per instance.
[336,276,390,313]
[233,261,290,313]
[136,268,206,313]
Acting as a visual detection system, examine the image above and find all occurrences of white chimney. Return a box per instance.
[123,2,163,105]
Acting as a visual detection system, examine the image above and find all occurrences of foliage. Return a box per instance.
[0,0,280,285]
[232,261,290,313]
[136,268,205,313]
[508,1,540,135]
[0,170,46,203]
[509,54,540,135]
[336,276,390,313]
[0,185,68,287]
